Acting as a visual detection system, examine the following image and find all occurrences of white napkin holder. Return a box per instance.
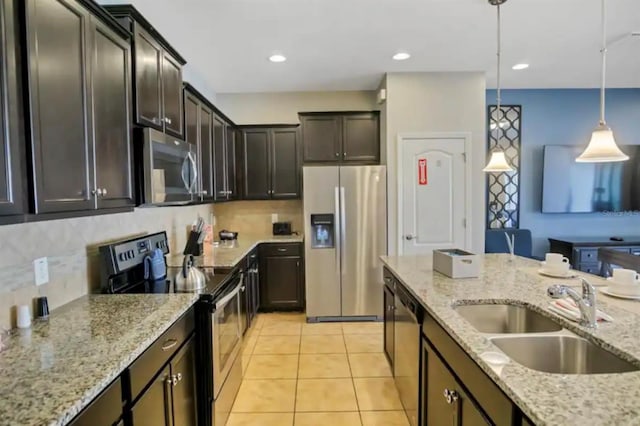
[433,249,479,278]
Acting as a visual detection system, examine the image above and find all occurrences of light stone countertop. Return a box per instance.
[380,254,640,426]
[0,293,199,426]
[167,233,305,269]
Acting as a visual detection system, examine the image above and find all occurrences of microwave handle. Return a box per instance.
[187,152,198,194]
[180,155,190,191]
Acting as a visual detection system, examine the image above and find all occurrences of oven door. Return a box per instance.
[143,128,198,205]
[212,274,243,398]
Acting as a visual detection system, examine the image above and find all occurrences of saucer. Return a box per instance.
[538,268,578,279]
[600,286,640,300]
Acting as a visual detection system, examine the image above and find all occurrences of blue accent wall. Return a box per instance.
[485,89,640,257]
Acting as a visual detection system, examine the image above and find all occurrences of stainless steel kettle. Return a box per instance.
[175,255,206,292]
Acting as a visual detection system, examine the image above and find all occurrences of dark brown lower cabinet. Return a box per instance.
[131,364,172,425]
[260,243,304,310]
[131,336,197,425]
[69,377,123,426]
[422,337,489,426]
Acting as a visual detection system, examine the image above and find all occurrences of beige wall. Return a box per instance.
[0,204,214,329]
[216,91,378,124]
[384,72,486,255]
[213,200,303,236]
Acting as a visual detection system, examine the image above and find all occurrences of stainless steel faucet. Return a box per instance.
[547,278,598,328]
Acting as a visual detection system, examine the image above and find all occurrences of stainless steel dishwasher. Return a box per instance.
[394,284,421,426]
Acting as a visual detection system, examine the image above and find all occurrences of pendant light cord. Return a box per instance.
[496,3,502,115]
[600,0,607,126]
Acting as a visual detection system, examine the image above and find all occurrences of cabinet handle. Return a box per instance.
[443,389,459,404]
[277,248,287,252]
[161,339,178,351]
[167,374,179,387]
[176,373,182,382]
[91,189,101,196]
[164,117,172,125]
[102,188,107,196]
[335,152,339,157]
[343,152,347,156]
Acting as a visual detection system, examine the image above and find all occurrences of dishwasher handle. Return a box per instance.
[397,288,420,322]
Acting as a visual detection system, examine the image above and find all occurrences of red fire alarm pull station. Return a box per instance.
[418,158,427,185]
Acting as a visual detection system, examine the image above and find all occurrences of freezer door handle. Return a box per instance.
[340,186,346,275]
[334,186,341,268]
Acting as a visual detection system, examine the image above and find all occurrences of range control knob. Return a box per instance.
[118,253,126,262]
[127,250,135,260]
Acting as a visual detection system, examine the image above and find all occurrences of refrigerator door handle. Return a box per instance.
[334,186,341,269]
[340,186,346,274]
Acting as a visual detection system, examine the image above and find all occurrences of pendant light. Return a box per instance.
[484,0,514,173]
[576,0,629,163]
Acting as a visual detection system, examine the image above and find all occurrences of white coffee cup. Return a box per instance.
[16,305,31,329]
[544,253,570,274]
[545,253,570,266]
[612,269,640,285]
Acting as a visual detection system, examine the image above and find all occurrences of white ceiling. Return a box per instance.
[99,0,640,93]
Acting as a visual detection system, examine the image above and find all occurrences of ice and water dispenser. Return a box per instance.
[310,214,335,248]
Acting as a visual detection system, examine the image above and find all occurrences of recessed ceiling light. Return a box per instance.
[512,63,529,70]
[393,52,411,61]
[269,54,286,63]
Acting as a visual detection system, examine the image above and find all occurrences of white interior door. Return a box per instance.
[399,137,467,255]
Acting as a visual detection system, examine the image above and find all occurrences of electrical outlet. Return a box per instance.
[271,213,278,223]
[34,257,49,286]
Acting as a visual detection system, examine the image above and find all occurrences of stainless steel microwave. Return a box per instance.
[141,128,198,205]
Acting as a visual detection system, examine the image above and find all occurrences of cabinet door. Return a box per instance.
[91,17,133,210]
[271,128,300,199]
[26,0,95,213]
[212,115,226,201]
[301,115,341,163]
[69,377,122,426]
[133,25,162,129]
[242,129,270,200]
[184,92,199,146]
[199,104,214,201]
[0,0,24,216]
[131,365,172,426]
[161,52,183,138]
[225,126,237,199]
[342,113,379,163]
[383,284,395,369]
[423,339,489,426]
[171,336,198,426]
[261,256,303,310]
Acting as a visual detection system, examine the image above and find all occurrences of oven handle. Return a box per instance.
[214,280,243,311]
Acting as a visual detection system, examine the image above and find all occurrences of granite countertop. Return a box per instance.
[167,233,304,269]
[0,293,199,426]
[380,254,640,426]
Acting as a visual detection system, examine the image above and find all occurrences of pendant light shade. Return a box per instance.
[576,0,629,163]
[484,0,513,174]
[576,125,629,163]
[483,151,513,172]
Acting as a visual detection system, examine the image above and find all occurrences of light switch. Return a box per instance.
[34,257,49,286]
[271,214,278,223]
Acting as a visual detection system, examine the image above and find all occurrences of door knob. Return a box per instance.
[405,235,416,241]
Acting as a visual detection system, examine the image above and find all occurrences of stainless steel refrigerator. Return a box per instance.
[303,165,387,320]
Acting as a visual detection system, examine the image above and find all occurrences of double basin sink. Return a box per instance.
[454,303,639,374]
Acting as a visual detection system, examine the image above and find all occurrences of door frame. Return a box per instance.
[396,132,473,255]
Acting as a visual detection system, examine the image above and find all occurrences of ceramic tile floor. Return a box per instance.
[229,313,409,426]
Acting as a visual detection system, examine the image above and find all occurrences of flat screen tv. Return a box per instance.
[542,145,640,213]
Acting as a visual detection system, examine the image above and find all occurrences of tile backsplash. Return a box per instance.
[0,205,214,329]
[213,200,303,236]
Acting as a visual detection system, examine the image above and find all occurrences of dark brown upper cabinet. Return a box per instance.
[25,0,134,214]
[104,5,185,138]
[184,83,214,202]
[213,115,238,202]
[300,112,380,164]
[240,126,300,200]
[0,0,25,217]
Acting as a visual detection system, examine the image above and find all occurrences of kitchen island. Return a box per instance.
[381,254,640,425]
